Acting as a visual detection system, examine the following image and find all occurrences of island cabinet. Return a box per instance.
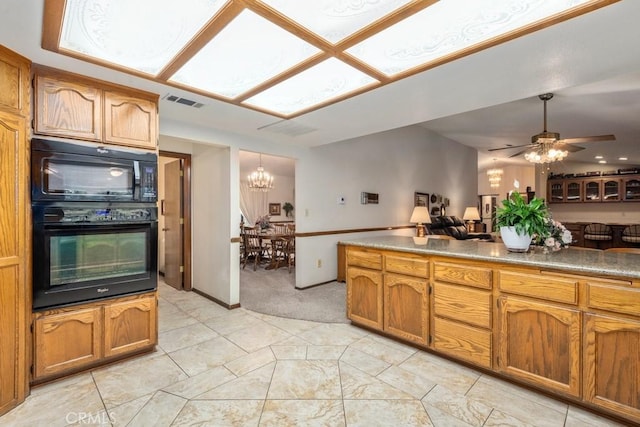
[497,270,582,398]
[32,292,157,384]
[432,261,493,369]
[346,248,383,330]
[33,65,158,150]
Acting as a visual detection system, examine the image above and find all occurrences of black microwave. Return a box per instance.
[31,138,158,203]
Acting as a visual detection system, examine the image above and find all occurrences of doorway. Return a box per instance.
[158,151,192,291]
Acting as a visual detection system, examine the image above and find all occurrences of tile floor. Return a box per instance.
[2,283,627,426]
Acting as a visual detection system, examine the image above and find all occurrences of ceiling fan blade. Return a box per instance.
[558,134,616,144]
[488,143,535,152]
[554,143,585,153]
[509,149,531,158]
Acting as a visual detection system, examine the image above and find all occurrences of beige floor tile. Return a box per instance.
[422,404,476,427]
[271,344,308,359]
[422,384,493,427]
[344,399,433,427]
[306,345,347,360]
[261,399,345,427]
[339,347,390,376]
[349,335,415,365]
[268,360,342,399]
[126,390,186,427]
[483,409,537,427]
[105,394,153,427]
[92,353,188,408]
[204,309,264,335]
[224,346,276,376]
[376,365,436,399]
[168,335,247,376]
[225,320,293,352]
[182,300,231,322]
[197,362,275,400]
[297,323,367,346]
[158,321,218,353]
[172,400,263,426]
[157,304,199,332]
[398,351,480,395]
[565,405,628,427]
[473,375,568,414]
[261,315,321,335]
[162,365,237,399]
[340,361,413,400]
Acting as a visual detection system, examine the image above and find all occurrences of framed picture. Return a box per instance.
[269,203,281,216]
[414,192,429,208]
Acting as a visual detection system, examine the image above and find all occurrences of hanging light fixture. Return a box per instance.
[524,141,568,164]
[248,153,274,191]
[486,165,503,188]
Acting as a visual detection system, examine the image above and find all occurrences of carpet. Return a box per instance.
[239,267,348,323]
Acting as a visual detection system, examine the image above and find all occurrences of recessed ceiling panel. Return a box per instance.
[347,0,594,76]
[59,0,228,75]
[242,57,379,115]
[169,9,321,99]
[259,0,413,43]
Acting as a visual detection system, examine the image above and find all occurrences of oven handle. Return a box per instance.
[37,220,157,228]
[133,161,141,187]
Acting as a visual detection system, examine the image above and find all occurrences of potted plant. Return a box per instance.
[282,202,294,218]
[495,181,549,252]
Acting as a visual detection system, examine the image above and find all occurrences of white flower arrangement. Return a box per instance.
[538,218,573,252]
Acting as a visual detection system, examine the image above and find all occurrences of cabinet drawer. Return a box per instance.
[499,271,578,305]
[433,317,492,369]
[347,249,382,270]
[433,282,491,328]
[433,261,492,289]
[586,280,640,316]
[385,254,428,278]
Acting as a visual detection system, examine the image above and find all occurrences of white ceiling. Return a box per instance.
[2,1,640,172]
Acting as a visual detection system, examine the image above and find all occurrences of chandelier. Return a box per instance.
[487,167,503,188]
[524,141,568,164]
[248,153,274,192]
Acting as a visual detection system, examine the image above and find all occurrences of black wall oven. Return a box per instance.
[31,138,159,310]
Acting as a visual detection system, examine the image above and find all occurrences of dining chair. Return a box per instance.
[242,227,264,271]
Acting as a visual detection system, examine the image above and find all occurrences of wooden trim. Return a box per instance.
[192,288,241,310]
[295,225,414,238]
[295,280,337,290]
[159,150,192,291]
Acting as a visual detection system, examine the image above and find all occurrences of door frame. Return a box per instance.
[159,150,192,291]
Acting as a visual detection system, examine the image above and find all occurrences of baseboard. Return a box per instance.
[294,280,339,290]
[191,288,241,310]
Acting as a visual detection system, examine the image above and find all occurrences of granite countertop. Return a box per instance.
[339,235,640,280]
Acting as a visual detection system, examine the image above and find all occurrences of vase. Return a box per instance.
[500,226,532,252]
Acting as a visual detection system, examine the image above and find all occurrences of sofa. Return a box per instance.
[427,216,493,241]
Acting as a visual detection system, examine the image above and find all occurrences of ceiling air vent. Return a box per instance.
[257,120,317,137]
[162,94,204,108]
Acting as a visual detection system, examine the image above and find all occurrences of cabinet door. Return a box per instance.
[565,180,582,203]
[498,296,581,397]
[623,178,640,201]
[104,91,157,149]
[104,295,157,357]
[33,307,103,379]
[583,180,601,202]
[0,112,28,415]
[34,74,102,141]
[0,46,30,117]
[602,178,621,202]
[584,313,640,423]
[384,273,428,345]
[347,267,383,330]
[547,181,564,203]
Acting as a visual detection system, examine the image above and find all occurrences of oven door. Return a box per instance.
[33,221,158,310]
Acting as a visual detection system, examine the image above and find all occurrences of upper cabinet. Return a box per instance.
[548,174,637,204]
[33,66,158,150]
[0,46,30,117]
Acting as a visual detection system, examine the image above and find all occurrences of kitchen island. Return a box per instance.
[341,236,640,424]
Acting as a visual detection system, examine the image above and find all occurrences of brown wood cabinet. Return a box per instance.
[343,242,640,424]
[32,292,157,383]
[548,174,639,204]
[33,66,158,150]
[0,45,30,417]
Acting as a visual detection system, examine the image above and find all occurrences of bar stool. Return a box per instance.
[621,225,640,245]
[583,223,613,249]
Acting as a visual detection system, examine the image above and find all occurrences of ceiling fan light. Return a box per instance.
[532,131,560,144]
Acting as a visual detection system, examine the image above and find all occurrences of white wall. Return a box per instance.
[295,125,479,288]
[267,174,295,221]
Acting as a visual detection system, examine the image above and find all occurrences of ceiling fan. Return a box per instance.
[488,93,616,159]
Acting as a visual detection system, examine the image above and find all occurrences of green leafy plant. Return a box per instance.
[282,202,294,217]
[496,184,549,238]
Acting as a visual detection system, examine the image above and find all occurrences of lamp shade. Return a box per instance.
[410,206,431,224]
[462,207,481,221]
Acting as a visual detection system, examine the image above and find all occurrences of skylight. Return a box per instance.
[44,0,616,118]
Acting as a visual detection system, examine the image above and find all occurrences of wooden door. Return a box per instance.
[0,111,28,415]
[584,313,640,423]
[104,91,157,149]
[104,295,157,358]
[163,159,183,289]
[384,273,428,345]
[34,73,102,141]
[346,267,383,330]
[498,296,581,397]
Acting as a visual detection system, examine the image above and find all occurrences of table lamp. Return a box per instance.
[410,206,431,237]
[463,206,481,232]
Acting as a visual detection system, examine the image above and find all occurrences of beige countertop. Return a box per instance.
[340,235,640,280]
